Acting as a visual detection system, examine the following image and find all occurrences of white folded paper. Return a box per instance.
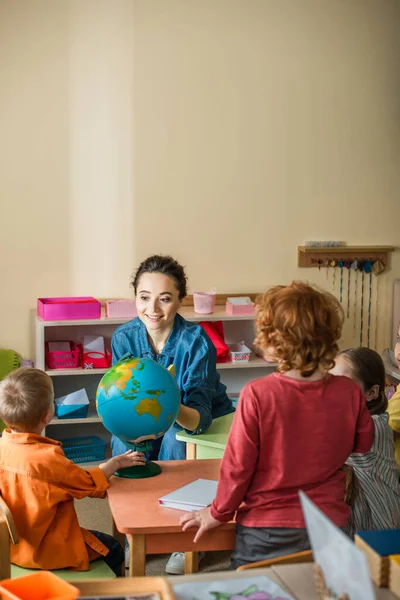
[55,388,89,407]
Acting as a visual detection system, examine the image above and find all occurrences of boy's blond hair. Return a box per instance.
[0,368,54,431]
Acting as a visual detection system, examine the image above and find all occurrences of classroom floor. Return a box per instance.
[75,497,231,575]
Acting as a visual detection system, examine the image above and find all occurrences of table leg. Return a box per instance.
[129,533,146,576]
[186,443,196,460]
[112,519,126,577]
[184,551,199,574]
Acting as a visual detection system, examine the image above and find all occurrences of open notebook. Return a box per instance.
[158,478,218,511]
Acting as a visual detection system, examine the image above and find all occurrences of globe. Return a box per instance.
[96,356,181,478]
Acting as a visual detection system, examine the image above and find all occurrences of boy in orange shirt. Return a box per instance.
[0,368,145,575]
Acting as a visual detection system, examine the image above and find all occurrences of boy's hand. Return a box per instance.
[180,507,221,543]
[115,450,146,470]
[99,450,146,479]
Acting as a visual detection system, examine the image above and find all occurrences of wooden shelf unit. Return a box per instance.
[35,302,276,448]
[297,245,395,268]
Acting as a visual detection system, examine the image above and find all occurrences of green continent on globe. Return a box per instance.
[98,359,144,396]
[135,397,162,421]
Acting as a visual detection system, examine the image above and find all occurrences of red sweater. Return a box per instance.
[210,373,375,528]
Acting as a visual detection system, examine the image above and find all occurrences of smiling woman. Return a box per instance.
[110,254,234,463]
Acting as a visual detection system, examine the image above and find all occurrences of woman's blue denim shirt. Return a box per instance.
[111,314,234,435]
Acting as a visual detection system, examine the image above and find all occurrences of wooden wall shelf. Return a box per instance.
[298,245,395,268]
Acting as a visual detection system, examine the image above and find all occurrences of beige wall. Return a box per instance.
[1,0,400,358]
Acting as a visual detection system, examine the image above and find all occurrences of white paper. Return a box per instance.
[299,491,376,600]
[159,478,218,511]
[173,576,293,600]
[159,501,211,512]
[83,335,105,354]
[55,388,89,406]
[48,341,71,352]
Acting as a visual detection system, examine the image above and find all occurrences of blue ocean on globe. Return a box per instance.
[96,356,181,449]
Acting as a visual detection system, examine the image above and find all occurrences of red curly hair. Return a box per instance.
[255,281,344,377]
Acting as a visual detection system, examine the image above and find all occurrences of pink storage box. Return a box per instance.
[225,297,255,316]
[105,300,137,319]
[37,297,101,321]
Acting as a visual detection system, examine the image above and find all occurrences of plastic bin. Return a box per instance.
[105,299,137,318]
[193,289,216,314]
[61,436,107,464]
[0,571,79,600]
[37,297,101,321]
[45,342,81,370]
[82,349,112,370]
[229,342,251,363]
[55,403,89,420]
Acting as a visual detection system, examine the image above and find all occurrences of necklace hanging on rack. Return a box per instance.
[359,260,366,347]
[338,260,344,303]
[331,260,337,291]
[345,260,351,319]
[364,261,373,348]
[372,260,385,348]
[325,259,330,280]
[351,260,359,339]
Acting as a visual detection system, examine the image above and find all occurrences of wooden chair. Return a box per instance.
[236,549,314,571]
[0,496,116,581]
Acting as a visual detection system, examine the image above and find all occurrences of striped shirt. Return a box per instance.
[346,413,400,536]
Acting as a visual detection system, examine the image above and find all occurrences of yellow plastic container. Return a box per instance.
[0,571,79,600]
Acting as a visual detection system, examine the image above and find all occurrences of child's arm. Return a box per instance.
[387,385,400,438]
[181,385,259,539]
[59,451,145,499]
[352,388,375,454]
[99,450,145,479]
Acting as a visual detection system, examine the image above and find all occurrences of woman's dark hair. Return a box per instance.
[339,347,388,415]
[131,255,188,300]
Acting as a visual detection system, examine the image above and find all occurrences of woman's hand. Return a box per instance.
[175,404,200,431]
[180,507,221,542]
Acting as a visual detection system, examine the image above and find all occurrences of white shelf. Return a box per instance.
[46,368,108,377]
[217,357,277,369]
[49,405,100,425]
[46,357,277,376]
[35,305,256,327]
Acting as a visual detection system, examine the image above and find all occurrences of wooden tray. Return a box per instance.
[74,576,175,599]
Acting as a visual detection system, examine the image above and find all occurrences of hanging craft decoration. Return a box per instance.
[363,261,373,348]
[358,261,366,347]
[338,260,344,303]
[345,260,351,319]
[331,260,337,291]
[351,260,358,339]
[325,259,330,280]
[372,260,385,349]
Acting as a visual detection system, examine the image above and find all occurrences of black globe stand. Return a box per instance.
[114,440,162,479]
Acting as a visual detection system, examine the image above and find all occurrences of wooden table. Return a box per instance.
[176,413,234,459]
[107,458,235,577]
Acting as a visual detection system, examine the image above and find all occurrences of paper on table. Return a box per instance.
[299,491,375,600]
[55,388,89,406]
[159,479,218,512]
[83,335,105,354]
[173,575,293,600]
[48,341,71,352]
